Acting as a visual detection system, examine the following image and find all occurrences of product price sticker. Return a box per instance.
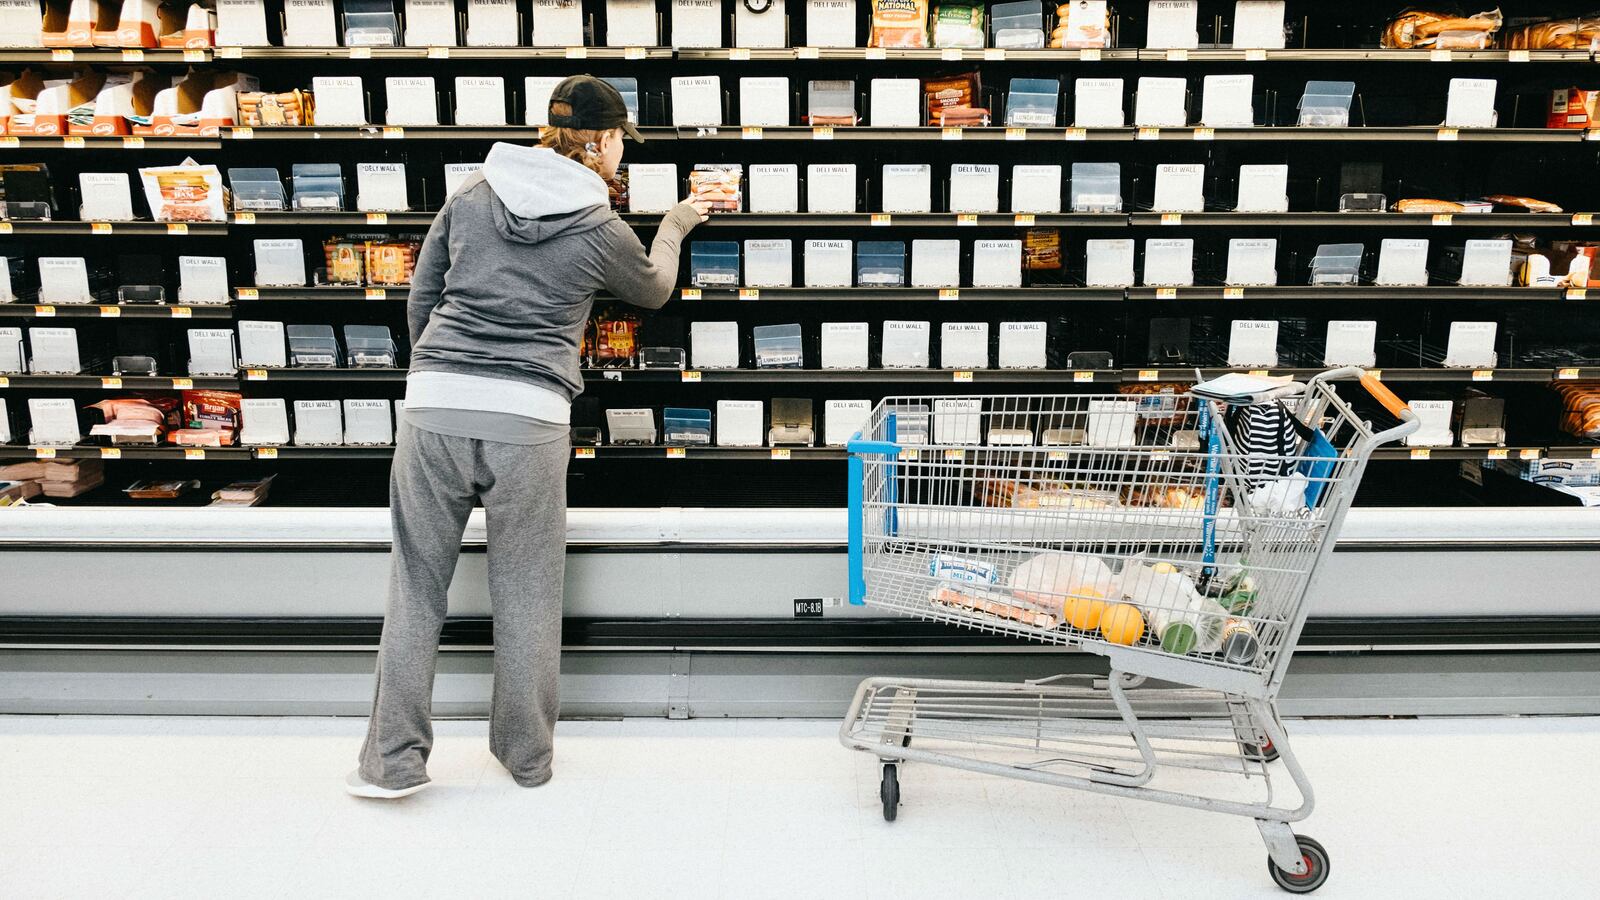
[1520,448,1542,460]
[1430,48,1452,61]
[366,213,388,225]
[1224,287,1245,298]
[1410,447,1431,460]
[61,136,84,149]
[349,47,372,58]
[870,213,891,226]
[185,448,206,460]
[942,47,963,61]
[626,46,648,59]
[123,136,144,149]
[167,223,188,235]
[90,222,112,235]
[97,305,121,318]
[1005,127,1026,140]
[1156,287,1178,299]
[1573,214,1594,226]
[796,46,820,59]
[666,447,687,458]
[216,46,242,58]
[742,127,763,140]
[739,288,760,300]
[573,447,595,458]
[34,305,55,317]
[0,376,7,387]
[1047,450,1069,460]
[1081,47,1102,61]
[956,214,978,226]
[1192,127,1214,141]
[1472,369,1494,381]
[235,288,259,299]
[770,448,791,460]
[812,126,834,140]
[1436,128,1459,141]
[234,212,256,224]
[865,47,887,59]
[1064,127,1087,141]
[0,137,15,148]
[1568,289,1587,300]
[1138,369,1159,381]
[938,289,960,300]
[122,49,144,61]
[983,48,1006,60]
[680,288,702,300]
[681,370,702,382]
[1073,371,1095,383]
[1247,369,1270,376]
[170,307,192,318]
[1137,127,1161,140]
[1432,214,1453,226]
[944,449,965,460]
[232,127,254,140]
[382,127,404,139]
[1166,48,1188,61]
[1486,447,1508,460]
[1591,448,1600,460]
[952,370,974,382]
[1245,48,1267,61]
[1160,213,1183,225]
[101,377,122,389]
[1557,367,1581,380]
[1508,49,1530,62]
[171,378,193,389]
[942,127,963,141]
[1013,214,1035,226]
[100,447,121,459]
[35,447,56,459]
[898,448,919,460]
[0,222,11,233]
[427,46,450,58]
[246,369,268,381]
[730,47,752,60]
[257,447,279,459]
[51,48,72,60]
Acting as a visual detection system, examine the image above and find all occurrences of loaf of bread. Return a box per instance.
[1501,17,1600,50]
[1382,8,1503,49]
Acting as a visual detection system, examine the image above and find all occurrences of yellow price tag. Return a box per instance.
[122,49,144,61]
[34,306,55,317]
[1573,214,1594,226]
[122,136,144,149]
[1430,49,1452,61]
[1410,448,1432,460]
[236,288,259,300]
[1166,49,1189,61]
[941,47,963,61]
[100,448,121,459]
[366,213,388,225]
[427,46,450,59]
[739,288,760,300]
[1568,289,1588,300]
[257,447,279,459]
[1432,214,1453,226]
[216,46,242,59]
[952,370,974,382]
[1137,127,1161,140]
[1472,369,1494,381]
[382,127,404,139]
[797,46,820,59]
[1073,371,1094,383]
[812,126,834,140]
[185,448,206,460]
[983,48,1006,60]
[942,127,963,140]
[730,47,752,61]
[170,378,193,389]
[167,223,188,235]
[1192,127,1215,141]
[680,288,702,300]
[170,307,192,319]
[1160,213,1183,225]
[36,447,57,459]
[1520,449,1542,460]
[232,126,254,140]
[870,214,892,226]
[1509,49,1531,62]
[938,289,960,300]
[1248,369,1270,377]
[1558,368,1581,379]
[1487,448,1509,460]
[234,212,256,224]
[99,306,120,318]
[0,222,10,233]
[865,47,887,60]
[771,448,791,460]
[1437,128,1460,141]
[956,214,978,226]
[101,377,122,389]
[1224,287,1245,299]
[1138,369,1159,381]
[1592,449,1600,460]
[1013,214,1035,227]
[51,48,73,60]
[1081,48,1102,61]
[90,222,112,235]
[0,137,12,149]
[1156,288,1178,299]
[1245,48,1267,61]
[1005,127,1026,141]
[246,369,268,381]
[1064,127,1087,141]
[666,447,687,458]
[941,449,964,461]
[574,447,595,458]
[742,127,763,140]
[183,49,205,62]
[365,288,387,300]
[348,47,372,59]
[0,376,7,387]
[681,370,702,382]
[625,47,647,60]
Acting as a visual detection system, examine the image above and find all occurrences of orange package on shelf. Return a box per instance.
[869,0,929,48]
[157,2,214,48]
[1502,16,1600,51]
[1552,382,1600,441]
[100,0,161,47]
[40,0,117,47]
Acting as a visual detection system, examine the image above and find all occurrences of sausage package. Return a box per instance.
[870,0,929,48]
[924,72,988,126]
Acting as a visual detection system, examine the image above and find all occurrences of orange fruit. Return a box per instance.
[1099,603,1146,646]
[1063,588,1107,631]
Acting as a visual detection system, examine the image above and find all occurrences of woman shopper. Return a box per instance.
[348,75,709,798]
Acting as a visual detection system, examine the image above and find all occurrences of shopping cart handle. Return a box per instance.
[846,437,902,456]
[1358,372,1411,418]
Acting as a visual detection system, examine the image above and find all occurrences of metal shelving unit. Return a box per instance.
[0,303,233,318]
[0,375,238,390]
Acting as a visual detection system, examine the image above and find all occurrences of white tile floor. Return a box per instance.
[1,715,1594,899]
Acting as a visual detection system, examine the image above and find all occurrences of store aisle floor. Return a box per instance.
[1,714,1593,899]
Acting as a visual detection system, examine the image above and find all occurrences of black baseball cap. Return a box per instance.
[548,75,644,142]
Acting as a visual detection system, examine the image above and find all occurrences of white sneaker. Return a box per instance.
[344,770,430,799]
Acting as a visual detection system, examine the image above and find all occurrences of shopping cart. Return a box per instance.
[839,367,1416,894]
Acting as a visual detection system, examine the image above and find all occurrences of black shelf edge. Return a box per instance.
[0,375,239,390]
[0,221,226,235]
[240,368,405,383]
[1134,48,1594,63]
[1126,213,1590,228]
[234,287,407,301]
[0,446,251,460]
[678,287,1125,302]
[625,213,1124,228]
[0,135,220,150]
[0,49,210,63]
[1125,287,1570,301]
[2,614,1597,649]
[221,46,675,60]
[1134,368,1577,383]
[0,303,233,318]
[234,212,437,227]
[583,368,1124,384]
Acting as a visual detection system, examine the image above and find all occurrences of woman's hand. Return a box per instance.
[682,197,713,222]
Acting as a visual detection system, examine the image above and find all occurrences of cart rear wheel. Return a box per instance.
[879,764,900,822]
[1268,835,1329,893]
[1246,739,1281,763]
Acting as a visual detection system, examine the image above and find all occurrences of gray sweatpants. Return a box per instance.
[358,422,568,790]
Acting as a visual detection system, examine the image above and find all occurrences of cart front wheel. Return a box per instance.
[879,764,900,822]
[1268,835,1330,894]
[1246,739,1281,763]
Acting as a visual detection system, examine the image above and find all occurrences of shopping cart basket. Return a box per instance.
[839,368,1417,893]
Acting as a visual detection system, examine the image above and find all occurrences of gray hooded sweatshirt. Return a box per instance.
[404,142,698,439]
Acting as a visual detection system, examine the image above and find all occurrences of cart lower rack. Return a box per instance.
[839,368,1417,893]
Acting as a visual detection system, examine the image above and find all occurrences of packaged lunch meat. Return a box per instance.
[932,4,985,48]
[1052,1,1110,48]
[238,90,315,127]
[924,72,989,126]
[871,0,930,48]
[1381,8,1503,50]
[138,160,226,222]
[1483,195,1563,214]
[1024,228,1062,270]
[1502,16,1600,51]
[173,389,242,445]
[690,164,743,213]
[1394,198,1467,214]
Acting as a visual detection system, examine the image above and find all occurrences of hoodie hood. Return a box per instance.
[481,142,613,244]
